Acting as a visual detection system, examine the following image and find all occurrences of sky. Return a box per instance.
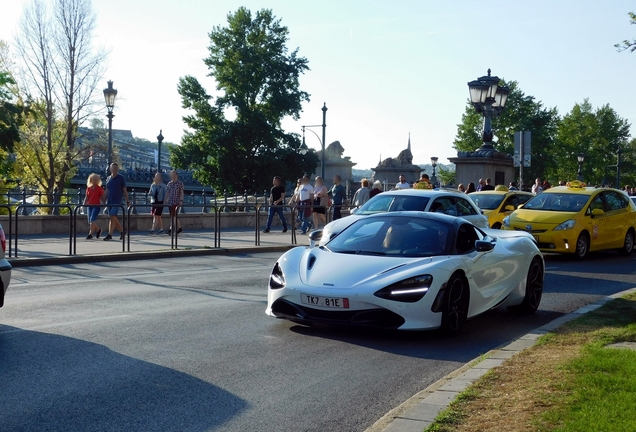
[1,0,636,171]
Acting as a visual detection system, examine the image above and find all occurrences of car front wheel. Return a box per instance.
[575,232,589,260]
[440,273,470,334]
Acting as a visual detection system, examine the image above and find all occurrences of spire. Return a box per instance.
[408,132,411,151]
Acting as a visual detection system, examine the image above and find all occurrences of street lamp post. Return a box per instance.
[577,153,585,182]
[467,69,509,151]
[103,80,118,174]
[430,156,439,186]
[301,103,327,178]
[157,130,164,173]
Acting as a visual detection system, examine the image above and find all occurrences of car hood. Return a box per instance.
[510,209,577,224]
[297,248,432,289]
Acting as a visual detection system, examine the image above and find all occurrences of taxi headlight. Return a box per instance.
[554,219,576,231]
[502,216,511,228]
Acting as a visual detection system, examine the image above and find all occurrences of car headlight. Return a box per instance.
[502,216,511,228]
[374,275,433,303]
[554,219,576,231]
[269,262,286,289]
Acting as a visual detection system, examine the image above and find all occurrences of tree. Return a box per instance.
[436,166,456,186]
[554,100,631,185]
[14,0,105,206]
[172,7,319,193]
[615,12,636,53]
[453,81,560,185]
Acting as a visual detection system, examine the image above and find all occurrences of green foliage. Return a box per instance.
[553,100,631,186]
[454,81,561,185]
[0,69,22,156]
[173,7,318,192]
[436,165,456,185]
[615,12,636,53]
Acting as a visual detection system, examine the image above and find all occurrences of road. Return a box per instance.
[1,251,635,431]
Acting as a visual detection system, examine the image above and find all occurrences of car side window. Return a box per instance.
[587,194,606,215]
[455,224,480,254]
[604,191,628,211]
[516,194,532,205]
[430,197,455,215]
[501,196,516,212]
[454,197,478,216]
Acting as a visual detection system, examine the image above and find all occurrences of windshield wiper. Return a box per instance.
[334,250,386,256]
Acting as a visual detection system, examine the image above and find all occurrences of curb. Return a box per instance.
[8,245,297,267]
[370,286,636,432]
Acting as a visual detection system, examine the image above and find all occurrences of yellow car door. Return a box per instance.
[602,191,630,248]
[587,193,610,250]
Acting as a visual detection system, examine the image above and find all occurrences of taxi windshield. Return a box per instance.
[470,194,505,210]
[523,193,590,212]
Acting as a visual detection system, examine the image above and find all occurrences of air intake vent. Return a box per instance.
[308,255,317,270]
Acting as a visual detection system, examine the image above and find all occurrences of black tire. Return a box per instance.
[440,273,470,335]
[492,222,502,230]
[619,229,635,256]
[508,257,543,314]
[575,232,589,260]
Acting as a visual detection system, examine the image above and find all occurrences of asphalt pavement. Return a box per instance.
[1,251,635,431]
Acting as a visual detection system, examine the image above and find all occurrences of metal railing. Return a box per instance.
[15,204,74,257]
[254,205,297,246]
[73,204,126,255]
[0,205,13,257]
[170,204,220,250]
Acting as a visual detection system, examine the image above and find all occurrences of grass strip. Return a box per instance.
[425,293,636,432]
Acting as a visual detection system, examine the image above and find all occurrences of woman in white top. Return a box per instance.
[312,176,329,229]
[352,179,371,207]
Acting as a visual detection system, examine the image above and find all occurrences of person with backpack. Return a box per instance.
[148,173,167,234]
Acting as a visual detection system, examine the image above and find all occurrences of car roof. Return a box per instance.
[470,190,534,196]
[540,186,620,196]
[362,210,466,226]
[384,188,471,197]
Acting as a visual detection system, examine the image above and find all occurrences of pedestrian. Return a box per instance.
[396,174,410,189]
[102,163,129,241]
[477,178,485,191]
[457,183,465,193]
[481,178,495,191]
[370,180,383,198]
[290,178,303,228]
[352,179,371,207]
[148,172,167,234]
[298,175,314,235]
[263,176,288,233]
[532,178,543,195]
[166,170,185,235]
[83,173,103,240]
[465,182,476,194]
[558,180,566,186]
[312,176,329,229]
[508,181,518,191]
[328,175,346,220]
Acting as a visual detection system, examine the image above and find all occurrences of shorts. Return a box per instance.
[87,206,101,223]
[107,206,120,217]
[151,201,164,216]
[313,206,326,214]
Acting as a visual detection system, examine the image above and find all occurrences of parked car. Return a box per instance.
[267,212,543,333]
[503,181,636,259]
[469,189,534,229]
[0,224,12,308]
[312,188,489,246]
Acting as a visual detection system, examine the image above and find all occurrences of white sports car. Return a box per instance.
[266,212,543,333]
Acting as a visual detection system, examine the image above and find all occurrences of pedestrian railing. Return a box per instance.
[15,204,74,257]
[73,204,127,255]
[254,205,297,246]
[0,205,13,257]
[171,204,220,250]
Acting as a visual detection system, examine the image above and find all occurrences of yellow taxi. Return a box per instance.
[469,187,534,229]
[502,181,636,258]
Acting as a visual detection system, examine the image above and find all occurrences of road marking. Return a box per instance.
[0,315,130,334]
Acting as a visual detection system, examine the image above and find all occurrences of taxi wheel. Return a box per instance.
[575,232,589,260]
[619,229,635,256]
[492,222,502,230]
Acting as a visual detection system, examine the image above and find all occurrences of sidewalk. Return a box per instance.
[8,227,309,265]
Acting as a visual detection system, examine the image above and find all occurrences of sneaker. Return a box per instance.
[149,229,155,234]
[282,228,288,233]
[86,234,93,240]
[104,234,113,241]
[158,229,164,234]
[262,229,270,233]
[177,228,183,234]
[96,229,102,239]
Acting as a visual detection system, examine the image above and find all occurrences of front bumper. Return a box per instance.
[504,225,577,253]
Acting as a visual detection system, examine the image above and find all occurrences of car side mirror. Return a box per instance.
[308,229,323,247]
[517,204,524,209]
[591,208,604,217]
[504,205,515,212]
[475,240,494,252]
[351,208,358,215]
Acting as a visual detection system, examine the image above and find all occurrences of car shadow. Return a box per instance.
[287,306,561,363]
[0,324,248,431]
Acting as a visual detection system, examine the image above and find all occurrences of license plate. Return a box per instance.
[301,293,349,309]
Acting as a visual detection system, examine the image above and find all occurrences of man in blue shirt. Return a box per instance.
[102,163,129,241]
[329,175,346,220]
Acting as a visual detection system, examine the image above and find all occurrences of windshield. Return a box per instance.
[522,193,590,212]
[470,193,505,210]
[356,194,430,215]
[328,215,451,257]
